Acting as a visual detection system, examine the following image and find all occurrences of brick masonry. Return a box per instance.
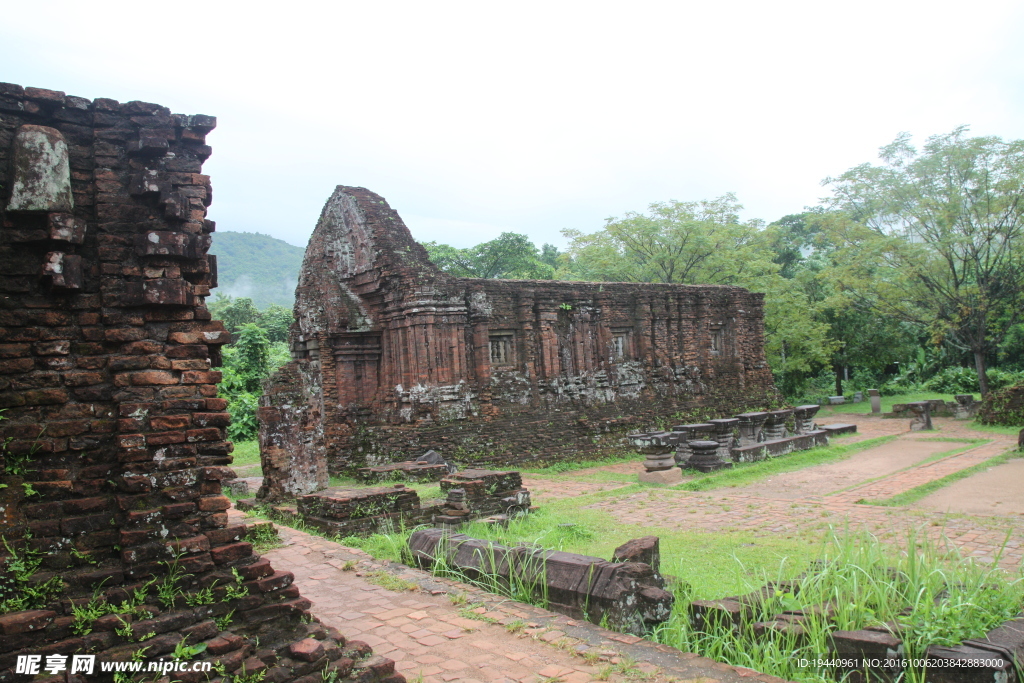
[259,186,779,499]
[0,83,402,682]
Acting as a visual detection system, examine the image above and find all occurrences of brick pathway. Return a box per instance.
[576,417,1023,568]
[241,512,785,683]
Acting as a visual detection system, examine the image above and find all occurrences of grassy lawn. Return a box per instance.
[231,440,261,467]
[819,391,976,416]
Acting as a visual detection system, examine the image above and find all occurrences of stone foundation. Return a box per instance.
[261,469,533,537]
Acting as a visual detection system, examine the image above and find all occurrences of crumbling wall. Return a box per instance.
[259,186,778,498]
[0,83,401,683]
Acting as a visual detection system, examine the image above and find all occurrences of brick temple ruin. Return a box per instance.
[258,186,779,499]
[0,83,402,683]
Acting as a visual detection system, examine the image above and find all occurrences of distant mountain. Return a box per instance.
[208,231,306,309]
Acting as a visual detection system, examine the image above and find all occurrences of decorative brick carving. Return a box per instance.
[259,186,780,499]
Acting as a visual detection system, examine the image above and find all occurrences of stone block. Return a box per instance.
[40,252,83,290]
[409,529,672,634]
[47,213,86,243]
[6,125,73,213]
[821,423,857,436]
[125,278,190,306]
[612,536,661,573]
[0,610,57,635]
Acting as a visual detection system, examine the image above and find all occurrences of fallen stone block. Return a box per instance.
[408,529,673,635]
[820,423,857,436]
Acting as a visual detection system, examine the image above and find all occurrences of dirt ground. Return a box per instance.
[748,437,973,499]
[912,456,1024,516]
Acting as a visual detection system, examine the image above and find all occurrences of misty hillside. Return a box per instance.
[208,231,306,309]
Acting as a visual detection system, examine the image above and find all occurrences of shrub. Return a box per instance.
[922,366,979,393]
[922,367,1024,395]
[226,391,259,441]
[978,383,1024,426]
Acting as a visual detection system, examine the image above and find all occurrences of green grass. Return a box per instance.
[364,570,418,592]
[819,391,974,416]
[675,435,899,492]
[655,527,1024,683]
[909,439,987,465]
[864,448,1024,507]
[968,421,1024,436]
[231,440,261,467]
[519,450,637,475]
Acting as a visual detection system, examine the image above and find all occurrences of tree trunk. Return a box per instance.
[974,349,989,396]
[835,365,843,396]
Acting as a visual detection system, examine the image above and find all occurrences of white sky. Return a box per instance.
[6,0,1024,249]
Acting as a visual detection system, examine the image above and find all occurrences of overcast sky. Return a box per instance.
[6,0,1024,249]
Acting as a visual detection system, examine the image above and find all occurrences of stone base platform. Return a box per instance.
[821,423,858,436]
[731,429,830,462]
[355,461,449,484]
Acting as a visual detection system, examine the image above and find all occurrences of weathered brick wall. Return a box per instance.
[0,84,401,683]
[259,186,778,498]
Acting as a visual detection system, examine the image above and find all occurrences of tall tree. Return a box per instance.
[562,194,769,284]
[562,194,836,390]
[825,127,1024,395]
[423,232,554,279]
[208,294,260,337]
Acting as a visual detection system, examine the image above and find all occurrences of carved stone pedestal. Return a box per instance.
[793,404,821,434]
[688,440,732,473]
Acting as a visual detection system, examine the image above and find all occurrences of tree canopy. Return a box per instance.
[824,127,1024,394]
[423,232,559,280]
[561,194,771,285]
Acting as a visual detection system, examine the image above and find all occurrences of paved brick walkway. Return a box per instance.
[574,417,1023,568]
[240,512,785,683]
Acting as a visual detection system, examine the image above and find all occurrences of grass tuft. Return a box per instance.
[654,527,1024,683]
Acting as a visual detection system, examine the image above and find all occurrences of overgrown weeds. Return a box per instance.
[364,570,418,592]
[654,527,1024,683]
[247,522,284,553]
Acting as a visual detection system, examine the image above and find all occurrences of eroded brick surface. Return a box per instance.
[0,83,402,683]
[259,186,779,499]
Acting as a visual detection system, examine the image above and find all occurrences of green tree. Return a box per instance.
[765,213,918,395]
[562,194,770,284]
[825,127,1024,395]
[208,294,260,337]
[218,324,271,441]
[258,304,293,343]
[423,232,554,279]
[562,194,836,392]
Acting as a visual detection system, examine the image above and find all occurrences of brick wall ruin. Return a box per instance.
[259,186,778,499]
[0,84,402,683]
